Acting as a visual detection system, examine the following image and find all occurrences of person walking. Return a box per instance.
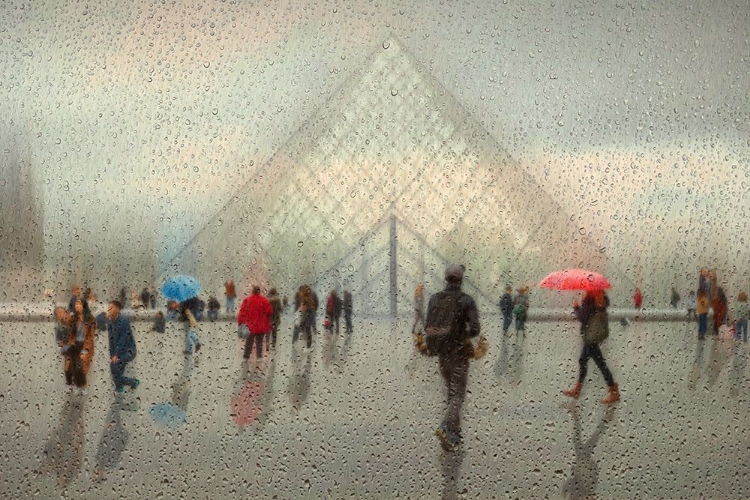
[562,289,620,405]
[712,287,728,336]
[686,291,697,321]
[499,286,513,335]
[68,285,81,312]
[68,299,96,395]
[733,292,748,343]
[207,296,221,322]
[300,287,315,348]
[179,299,202,355]
[106,300,139,394]
[267,288,282,349]
[343,290,353,334]
[697,289,710,340]
[423,264,480,450]
[238,286,273,360]
[224,279,237,313]
[670,287,680,309]
[513,286,529,333]
[633,288,643,310]
[309,287,320,334]
[54,306,74,392]
[325,290,343,334]
[411,283,426,335]
[140,287,151,311]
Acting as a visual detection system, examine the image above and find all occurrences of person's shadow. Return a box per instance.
[688,341,706,390]
[38,395,85,488]
[92,399,129,482]
[172,356,194,411]
[335,328,354,372]
[494,332,509,379]
[254,356,278,430]
[510,333,525,384]
[495,332,525,384]
[322,328,338,369]
[729,342,746,398]
[561,401,616,500]
[706,338,732,388]
[288,348,313,413]
[440,442,466,500]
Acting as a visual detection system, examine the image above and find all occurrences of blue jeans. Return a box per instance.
[226,297,235,313]
[502,314,512,333]
[736,319,748,342]
[110,355,137,391]
[698,313,707,338]
[185,328,201,354]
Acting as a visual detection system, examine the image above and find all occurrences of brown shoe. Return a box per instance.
[601,384,620,405]
[562,381,582,399]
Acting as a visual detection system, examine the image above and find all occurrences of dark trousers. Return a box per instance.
[698,313,708,338]
[243,334,266,359]
[65,343,86,387]
[267,323,278,349]
[344,311,352,333]
[304,312,313,347]
[110,356,136,391]
[438,353,470,437]
[502,313,512,333]
[578,343,615,387]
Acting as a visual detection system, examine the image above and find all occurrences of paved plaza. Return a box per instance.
[1,314,748,499]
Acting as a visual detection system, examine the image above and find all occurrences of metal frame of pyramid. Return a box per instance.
[158,36,624,315]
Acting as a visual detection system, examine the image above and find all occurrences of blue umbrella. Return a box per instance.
[149,403,187,427]
[160,275,201,303]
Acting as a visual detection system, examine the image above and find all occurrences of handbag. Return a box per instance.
[583,310,609,344]
[238,324,250,339]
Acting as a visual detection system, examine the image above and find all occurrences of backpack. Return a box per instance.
[424,291,463,356]
[513,303,526,321]
[582,310,609,344]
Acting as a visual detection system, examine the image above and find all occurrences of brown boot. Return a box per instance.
[601,384,620,405]
[562,381,582,399]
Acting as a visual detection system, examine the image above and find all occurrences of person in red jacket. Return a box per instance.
[238,286,273,360]
[633,288,643,309]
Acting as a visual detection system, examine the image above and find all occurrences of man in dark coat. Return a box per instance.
[425,264,480,450]
[267,288,282,349]
[106,300,139,394]
[499,285,513,335]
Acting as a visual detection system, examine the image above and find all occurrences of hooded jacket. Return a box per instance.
[238,293,273,335]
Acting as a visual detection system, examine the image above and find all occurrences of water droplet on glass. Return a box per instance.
[193,166,199,172]
[390,89,398,96]
[212,108,218,115]
[203,62,210,68]
[297,241,304,248]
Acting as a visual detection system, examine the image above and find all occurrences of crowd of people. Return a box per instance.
[54,281,355,397]
[52,264,747,454]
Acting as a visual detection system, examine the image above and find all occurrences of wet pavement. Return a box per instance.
[1,314,748,499]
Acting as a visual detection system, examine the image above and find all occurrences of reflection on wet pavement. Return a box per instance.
[2,318,749,498]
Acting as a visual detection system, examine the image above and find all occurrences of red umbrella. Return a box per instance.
[539,269,611,291]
